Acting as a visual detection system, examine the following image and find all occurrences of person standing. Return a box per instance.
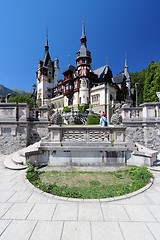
[100,112,107,126]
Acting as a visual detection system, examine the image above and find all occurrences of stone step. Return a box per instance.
[11,152,25,164]
[4,155,27,170]
[19,142,40,157]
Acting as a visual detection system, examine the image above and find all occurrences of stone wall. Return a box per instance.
[0,123,28,154]
[0,122,49,155]
[124,123,160,152]
[0,103,49,154]
[28,123,49,145]
[143,124,160,151]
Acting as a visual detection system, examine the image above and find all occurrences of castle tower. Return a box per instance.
[74,20,92,106]
[53,57,60,88]
[36,34,54,106]
[124,56,131,97]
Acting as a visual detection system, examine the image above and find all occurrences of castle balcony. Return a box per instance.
[64,89,74,99]
[63,78,73,84]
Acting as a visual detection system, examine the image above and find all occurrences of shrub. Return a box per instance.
[87,115,100,125]
[78,104,89,113]
[26,164,40,182]
[63,106,71,113]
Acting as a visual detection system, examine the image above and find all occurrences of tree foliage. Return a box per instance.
[130,70,145,105]
[8,95,35,106]
[143,61,160,102]
[130,60,160,104]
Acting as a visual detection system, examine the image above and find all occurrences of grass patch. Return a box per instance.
[26,165,153,199]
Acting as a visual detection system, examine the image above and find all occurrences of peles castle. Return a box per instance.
[36,21,132,120]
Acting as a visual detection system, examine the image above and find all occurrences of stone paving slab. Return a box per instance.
[147,223,160,239]
[0,220,11,236]
[129,192,155,205]
[0,203,13,218]
[52,203,78,221]
[146,205,160,221]
[146,192,160,204]
[78,203,103,221]
[30,221,63,240]
[61,222,91,240]
[0,220,37,240]
[0,182,15,191]
[91,222,124,240]
[27,192,48,203]
[7,191,32,203]
[27,203,56,220]
[124,205,157,222]
[2,203,34,220]
[11,182,29,191]
[119,222,155,240]
[0,191,16,202]
[101,205,130,221]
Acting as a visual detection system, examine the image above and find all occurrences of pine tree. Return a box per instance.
[143,61,160,102]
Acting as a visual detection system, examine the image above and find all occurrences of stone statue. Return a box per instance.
[111,102,122,125]
[50,111,62,125]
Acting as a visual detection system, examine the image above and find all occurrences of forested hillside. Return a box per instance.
[130,61,160,104]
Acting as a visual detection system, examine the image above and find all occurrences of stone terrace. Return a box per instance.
[0,154,160,239]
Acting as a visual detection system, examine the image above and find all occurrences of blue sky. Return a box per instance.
[0,0,160,91]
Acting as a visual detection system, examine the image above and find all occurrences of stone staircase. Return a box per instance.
[4,141,41,170]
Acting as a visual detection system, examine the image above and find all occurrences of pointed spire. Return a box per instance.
[80,19,87,47]
[43,28,51,66]
[124,53,130,81]
[68,54,71,66]
[124,53,128,68]
[106,57,109,67]
[82,18,85,37]
[45,27,49,52]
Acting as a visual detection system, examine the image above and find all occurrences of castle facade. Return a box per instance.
[36,21,131,120]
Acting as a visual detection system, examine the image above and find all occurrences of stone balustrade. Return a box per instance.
[121,102,160,123]
[28,106,49,121]
[121,107,143,121]
[41,125,126,147]
[0,103,17,122]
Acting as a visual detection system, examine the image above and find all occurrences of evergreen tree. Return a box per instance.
[143,61,160,102]
[130,70,145,105]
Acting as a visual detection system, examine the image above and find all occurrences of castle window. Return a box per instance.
[91,94,100,105]
[48,79,51,83]
[66,83,69,90]
[48,71,52,76]
[68,99,73,106]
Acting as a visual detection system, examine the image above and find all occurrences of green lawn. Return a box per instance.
[26,165,153,199]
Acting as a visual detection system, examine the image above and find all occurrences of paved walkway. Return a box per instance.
[0,155,160,240]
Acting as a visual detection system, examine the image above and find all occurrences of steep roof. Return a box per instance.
[112,73,126,84]
[43,35,52,67]
[93,65,109,78]
[63,65,76,74]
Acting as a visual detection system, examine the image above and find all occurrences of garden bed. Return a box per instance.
[26,165,153,199]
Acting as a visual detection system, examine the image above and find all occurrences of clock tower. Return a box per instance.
[74,20,92,106]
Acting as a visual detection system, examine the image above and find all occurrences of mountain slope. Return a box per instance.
[0,85,30,96]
